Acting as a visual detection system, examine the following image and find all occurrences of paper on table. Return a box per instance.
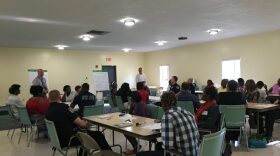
[119,114,137,120]
[142,123,161,130]
[96,114,113,119]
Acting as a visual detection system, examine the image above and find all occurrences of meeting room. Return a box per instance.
[1,0,280,156]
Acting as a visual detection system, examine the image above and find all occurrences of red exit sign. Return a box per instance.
[105,57,112,62]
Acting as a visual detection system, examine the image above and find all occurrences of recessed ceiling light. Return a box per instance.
[79,34,94,41]
[154,41,168,46]
[122,48,132,53]
[207,29,221,35]
[54,45,68,50]
[120,17,139,27]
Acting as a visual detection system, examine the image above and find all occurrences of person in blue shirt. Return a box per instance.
[71,83,96,116]
[176,82,201,111]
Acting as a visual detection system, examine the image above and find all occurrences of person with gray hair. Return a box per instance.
[32,69,48,93]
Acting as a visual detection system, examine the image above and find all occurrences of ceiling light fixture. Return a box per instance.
[120,17,139,27]
[122,48,132,53]
[54,45,68,50]
[154,41,168,46]
[79,34,94,41]
[207,29,221,35]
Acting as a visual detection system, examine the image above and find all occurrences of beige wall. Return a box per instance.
[0,48,145,105]
[145,30,280,89]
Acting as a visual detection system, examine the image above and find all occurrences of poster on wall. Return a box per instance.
[92,71,109,93]
[28,69,49,86]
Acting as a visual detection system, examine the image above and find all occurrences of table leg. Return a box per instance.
[149,141,152,151]
[112,130,115,145]
[137,138,140,152]
[256,112,260,134]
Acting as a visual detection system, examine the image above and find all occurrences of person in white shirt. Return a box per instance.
[32,69,48,93]
[136,67,147,83]
[62,85,77,103]
[6,84,24,118]
[257,81,268,103]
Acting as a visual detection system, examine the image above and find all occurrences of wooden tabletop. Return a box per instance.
[246,103,280,112]
[84,113,161,140]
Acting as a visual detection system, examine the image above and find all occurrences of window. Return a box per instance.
[222,59,240,80]
[160,65,169,91]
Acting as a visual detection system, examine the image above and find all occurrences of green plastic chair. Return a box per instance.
[96,100,104,106]
[17,106,37,147]
[220,113,226,130]
[45,119,79,156]
[6,104,19,139]
[219,105,248,151]
[147,104,159,119]
[116,96,125,112]
[150,88,157,96]
[76,132,121,156]
[177,101,195,115]
[108,95,119,112]
[199,128,226,156]
[157,107,165,121]
[83,105,104,117]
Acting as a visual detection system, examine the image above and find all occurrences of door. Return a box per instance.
[102,65,117,84]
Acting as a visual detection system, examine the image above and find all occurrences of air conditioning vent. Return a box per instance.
[87,30,110,36]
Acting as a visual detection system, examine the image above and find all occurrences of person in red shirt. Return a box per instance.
[137,82,149,104]
[26,85,50,119]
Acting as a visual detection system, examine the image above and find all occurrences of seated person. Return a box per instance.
[245,79,260,103]
[217,80,245,143]
[71,83,96,116]
[137,82,149,104]
[169,76,180,94]
[137,92,199,156]
[196,87,220,132]
[110,81,118,107]
[143,81,151,95]
[205,79,214,89]
[116,82,132,103]
[268,78,280,94]
[26,85,50,121]
[265,99,280,142]
[187,78,196,95]
[176,82,200,111]
[74,85,81,95]
[125,91,150,154]
[218,79,229,93]
[46,90,111,155]
[62,85,77,103]
[256,81,268,103]
[6,84,24,118]
[237,78,246,97]
[217,80,246,105]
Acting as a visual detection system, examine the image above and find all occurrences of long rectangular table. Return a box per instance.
[246,103,280,134]
[84,113,161,151]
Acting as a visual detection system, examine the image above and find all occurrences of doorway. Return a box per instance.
[102,65,117,85]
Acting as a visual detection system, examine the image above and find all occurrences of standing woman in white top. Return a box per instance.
[136,67,147,83]
[6,84,24,118]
